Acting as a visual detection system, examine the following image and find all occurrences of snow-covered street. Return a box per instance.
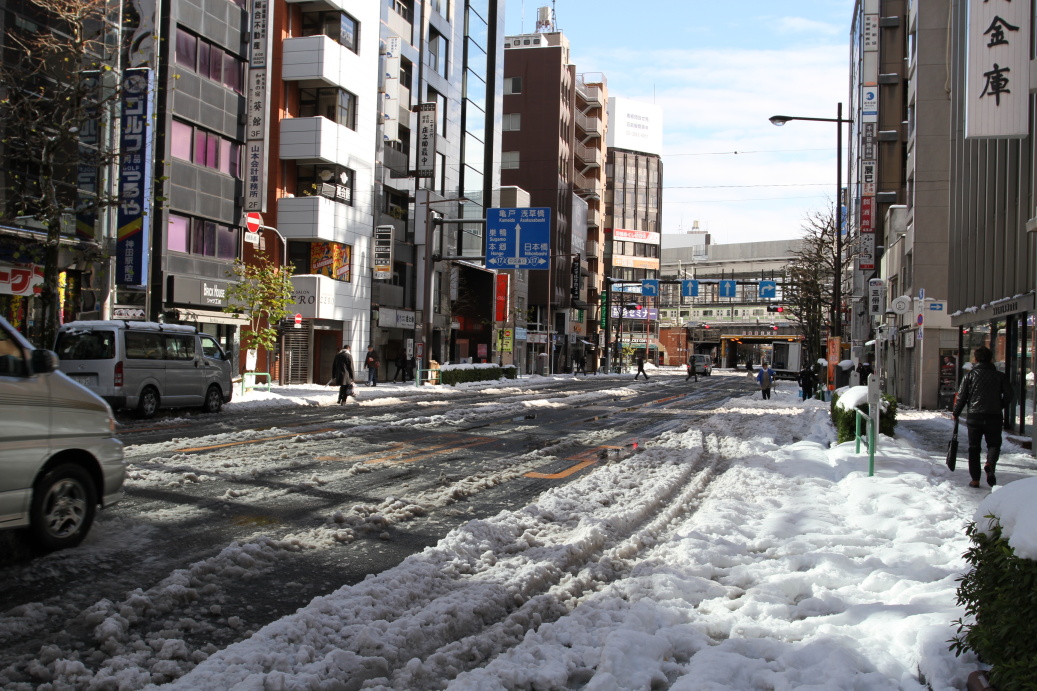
[2,368,1032,689]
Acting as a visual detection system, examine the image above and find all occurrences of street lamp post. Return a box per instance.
[769,103,851,340]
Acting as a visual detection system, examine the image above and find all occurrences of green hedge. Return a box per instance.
[951,519,1037,688]
[830,390,898,443]
[439,365,517,386]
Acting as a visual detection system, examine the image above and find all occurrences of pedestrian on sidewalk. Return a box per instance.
[331,344,354,404]
[685,353,698,382]
[953,346,1013,488]
[575,355,587,375]
[364,345,380,387]
[634,351,649,380]
[392,351,408,382]
[756,361,776,400]
[797,365,816,402]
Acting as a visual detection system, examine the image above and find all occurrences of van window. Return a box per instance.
[199,334,225,360]
[55,330,116,361]
[125,331,165,360]
[0,328,27,377]
[164,334,196,360]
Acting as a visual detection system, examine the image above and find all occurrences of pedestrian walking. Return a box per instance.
[364,345,380,387]
[392,351,408,382]
[634,351,649,380]
[575,355,587,375]
[331,344,354,404]
[953,346,1013,488]
[685,353,698,382]
[797,365,816,402]
[756,361,776,400]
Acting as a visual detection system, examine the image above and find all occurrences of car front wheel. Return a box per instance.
[29,464,97,551]
[202,384,223,414]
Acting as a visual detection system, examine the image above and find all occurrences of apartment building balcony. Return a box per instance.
[575,111,602,137]
[282,35,358,90]
[575,171,602,199]
[574,141,601,168]
[585,239,600,259]
[280,116,365,163]
[575,80,602,108]
[277,194,365,244]
[587,206,600,228]
[386,0,413,38]
[383,144,409,178]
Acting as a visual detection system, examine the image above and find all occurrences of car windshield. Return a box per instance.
[54,330,116,360]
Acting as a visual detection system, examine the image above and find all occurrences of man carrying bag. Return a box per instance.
[331,344,355,404]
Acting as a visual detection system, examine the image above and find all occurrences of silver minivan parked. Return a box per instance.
[0,316,125,551]
[55,321,233,418]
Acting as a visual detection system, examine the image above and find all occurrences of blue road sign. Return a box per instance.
[681,279,699,297]
[486,207,551,270]
[641,279,659,296]
[759,280,777,299]
[719,279,737,298]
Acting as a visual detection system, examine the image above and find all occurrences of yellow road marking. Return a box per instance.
[525,444,626,479]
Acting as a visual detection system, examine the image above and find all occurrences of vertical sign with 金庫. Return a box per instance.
[116,68,154,287]
[966,0,1029,138]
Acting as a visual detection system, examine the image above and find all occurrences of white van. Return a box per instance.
[55,321,233,418]
[0,316,125,550]
[690,354,713,376]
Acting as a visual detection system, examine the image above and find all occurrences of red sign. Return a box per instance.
[860,197,875,233]
[494,274,510,322]
[245,212,262,233]
[294,313,302,326]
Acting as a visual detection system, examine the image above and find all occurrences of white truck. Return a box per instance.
[770,341,802,380]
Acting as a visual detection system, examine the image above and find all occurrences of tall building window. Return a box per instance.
[502,151,520,169]
[295,164,354,205]
[174,27,244,93]
[301,10,359,53]
[168,214,237,260]
[300,87,357,130]
[504,76,522,94]
[170,119,241,177]
[502,113,521,131]
[427,28,448,77]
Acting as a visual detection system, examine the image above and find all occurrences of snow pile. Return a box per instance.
[974,477,1037,559]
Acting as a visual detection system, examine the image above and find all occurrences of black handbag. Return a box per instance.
[946,419,959,471]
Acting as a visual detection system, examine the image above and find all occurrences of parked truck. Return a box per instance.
[770,341,802,380]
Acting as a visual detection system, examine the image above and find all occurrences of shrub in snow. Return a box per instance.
[952,480,1037,688]
[438,363,517,386]
[830,387,897,443]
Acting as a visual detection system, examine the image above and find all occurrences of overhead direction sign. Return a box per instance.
[641,279,659,296]
[719,279,737,298]
[759,280,777,299]
[486,207,551,270]
[681,279,699,297]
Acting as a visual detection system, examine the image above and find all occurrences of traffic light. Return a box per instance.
[624,303,642,311]
[766,305,784,313]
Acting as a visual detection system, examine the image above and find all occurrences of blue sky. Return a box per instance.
[503,0,856,244]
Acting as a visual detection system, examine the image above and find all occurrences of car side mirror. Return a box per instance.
[32,349,59,374]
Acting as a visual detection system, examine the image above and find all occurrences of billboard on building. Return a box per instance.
[116,68,154,287]
[244,0,274,211]
[606,97,662,155]
[966,0,1030,138]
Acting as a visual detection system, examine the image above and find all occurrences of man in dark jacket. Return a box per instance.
[953,347,1014,487]
[331,344,354,404]
[797,365,816,402]
[364,345,380,386]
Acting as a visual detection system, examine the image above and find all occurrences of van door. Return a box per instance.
[163,333,204,405]
[123,330,166,410]
[0,322,49,526]
[199,334,231,395]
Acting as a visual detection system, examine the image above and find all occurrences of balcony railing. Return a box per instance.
[575,111,602,136]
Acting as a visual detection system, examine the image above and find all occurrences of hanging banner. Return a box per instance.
[416,103,437,178]
[244,0,274,211]
[495,273,510,322]
[116,67,154,287]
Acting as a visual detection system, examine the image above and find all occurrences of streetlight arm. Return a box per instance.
[770,114,852,125]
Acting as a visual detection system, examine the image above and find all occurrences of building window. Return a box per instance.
[301,10,359,53]
[300,87,357,130]
[504,76,522,94]
[174,27,245,93]
[502,151,519,169]
[427,27,448,77]
[502,113,520,131]
[168,213,237,260]
[428,88,448,136]
[170,119,241,177]
[296,164,354,205]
